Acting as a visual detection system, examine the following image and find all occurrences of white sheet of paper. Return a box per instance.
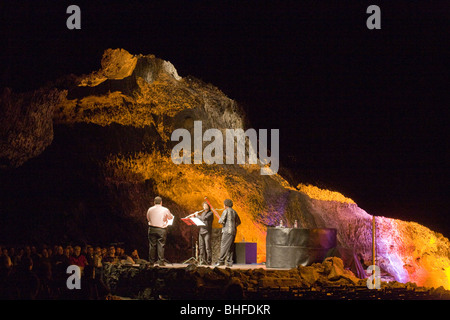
[190,217,205,226]
[167,217,174,226]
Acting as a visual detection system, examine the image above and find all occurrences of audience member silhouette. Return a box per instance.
[12,256,40,300]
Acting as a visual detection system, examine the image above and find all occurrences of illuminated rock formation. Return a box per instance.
[0,49,449,290]
[0,87,65,168]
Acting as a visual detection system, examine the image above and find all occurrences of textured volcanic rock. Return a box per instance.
[101,258,450,300]
[0,49,449,290]
[0,87,65,168]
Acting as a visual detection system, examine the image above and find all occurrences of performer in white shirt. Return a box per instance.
[146,196,174,266]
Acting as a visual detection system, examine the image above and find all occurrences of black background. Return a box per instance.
[1,1,449,236]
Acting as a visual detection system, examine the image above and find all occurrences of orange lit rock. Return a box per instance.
[78,48,138,86]
[0,87,66,168]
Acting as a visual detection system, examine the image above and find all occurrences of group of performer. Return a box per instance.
[146,196,241,267]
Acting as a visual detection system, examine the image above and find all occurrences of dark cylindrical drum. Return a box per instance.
[266,227,337,268]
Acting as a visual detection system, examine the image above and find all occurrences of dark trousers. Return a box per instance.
[218,232,236,264]
[198,232,212,264]
[148,226,167,263]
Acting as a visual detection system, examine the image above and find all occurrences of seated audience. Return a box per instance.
[102,246,118,264]
[69,246,89,272]
[0,241,145,300]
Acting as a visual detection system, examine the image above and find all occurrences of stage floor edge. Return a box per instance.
[142,263,292,270]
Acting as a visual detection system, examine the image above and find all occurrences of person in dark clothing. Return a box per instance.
[194,201,214,265]
[85,245,95,266]
[12,257,40,300]
[36,248,52,299]
[51,245,70,296]
[76,265,110,300]
[0,255,13,299]
[215,199,241,267]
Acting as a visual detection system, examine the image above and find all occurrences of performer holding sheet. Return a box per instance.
[192,201,214,265]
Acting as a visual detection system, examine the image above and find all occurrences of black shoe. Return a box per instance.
[226,263,233,267]
[157,260,166,266]
[214,262,225,267]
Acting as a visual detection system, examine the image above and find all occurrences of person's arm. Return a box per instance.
[218,209,227,225]
[199,210,212,221]
[201,211,213,227]
[196,211,204,221]
[204,210,213,221]
[164,209,174,224]
[166,209,173,220]
[146,209,151,225]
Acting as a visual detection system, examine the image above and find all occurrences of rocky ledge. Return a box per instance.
[102,257,450,300]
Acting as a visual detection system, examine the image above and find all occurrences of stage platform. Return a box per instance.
[103,260,448,300]
[141,263,293,270]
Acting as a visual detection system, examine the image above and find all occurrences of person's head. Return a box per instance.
[20,256,33,271]
[0,255,11,271]
[154,196,162,205]
[224,199,233,208]
[41,248,49,258]
[95,247,102,256]
[74,246,81,256]
[87,246,94,255]
[57,246,64,255]
[202,201,210,211]
[108,246,115,256]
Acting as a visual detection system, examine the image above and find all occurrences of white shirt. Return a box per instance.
[147,204,173,228]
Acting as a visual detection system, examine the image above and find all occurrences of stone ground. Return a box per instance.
[102,257,450,300]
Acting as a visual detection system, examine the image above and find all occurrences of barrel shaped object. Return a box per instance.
[266,227,337,268]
